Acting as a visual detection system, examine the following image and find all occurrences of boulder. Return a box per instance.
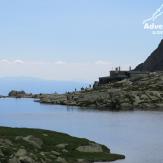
[22,135,43,149]
[8,90,26,98]
[76,143,103,153]
[56,157,67,163]
[51,151,60,156]
[19,156,35,163]
[0,149,4,157]
[56,143,68,149]
[15,149,27,157]
[8,157,20,163]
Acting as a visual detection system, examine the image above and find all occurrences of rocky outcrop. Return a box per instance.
[8,90,32,98]
[8,90,48,99]
[135,40,163,71]
[20,135,43,149]
[76,143,104,153]
[0,127,125,163]
[38,72,163,110]
[8,72,163,110]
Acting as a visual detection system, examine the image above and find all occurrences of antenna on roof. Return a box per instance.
[118,66,121,71]
[129,66,132,71]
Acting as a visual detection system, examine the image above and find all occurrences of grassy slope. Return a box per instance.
[0,126,125,163]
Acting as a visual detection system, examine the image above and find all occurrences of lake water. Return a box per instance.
[0,98,163,163]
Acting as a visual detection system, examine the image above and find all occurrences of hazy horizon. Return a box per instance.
[0,76,89,95]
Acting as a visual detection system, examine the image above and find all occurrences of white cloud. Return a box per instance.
[0,59,131,81]
[55,60,66,65]
[0,59,10,64]
[13,59,24,64]
[0,59,25,64]
[95,60,112,65]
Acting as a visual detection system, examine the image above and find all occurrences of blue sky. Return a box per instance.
[0,0,162,81]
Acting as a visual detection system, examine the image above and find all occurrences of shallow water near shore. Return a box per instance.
[0,98,163,163]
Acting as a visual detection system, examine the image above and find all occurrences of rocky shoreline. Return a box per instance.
[37,72,163,110]
[0,127,125,163]
[5,72,163,111]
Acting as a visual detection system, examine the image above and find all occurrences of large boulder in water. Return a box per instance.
[8,90,26,98]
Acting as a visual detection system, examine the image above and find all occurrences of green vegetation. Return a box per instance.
[0,126,125,163]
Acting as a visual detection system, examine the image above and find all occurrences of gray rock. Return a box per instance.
[8,157,20,163]
[62,149,68,153]
[15,136,23,141]
[0,149,4,157]
[76,143,103,153]
[51,150,60,156]
[56,143,68,149]
[56,157,67,163]
[15,149,27,157]
[135,40,163,71]
[19,156,35,163]
[0,138,13,147]
[40,152,46,156]
[77,159,90,163]
[22,135,43,149]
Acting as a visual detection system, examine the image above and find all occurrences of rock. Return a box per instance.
[120,103,133,109]
[0,149,4,157]
[22,135,43,149]
[56,143,68,149]
[19,156,35,163]
[15,136,23,140]
[49,154,57,159]
[135,40,163,71]
[76,143,103,153]
[56,157,67,163]
[10,149,35,163]
[40,159,46,163]
[0,138,13,147]
[51,151,60,156]
[8,90,26,98]
[8,90,33,98]
[77,159,90,163]
[15,149,27,157]
[38,70,163,110]
[8,157,20,163]
[39,152,45,156]
[62,149,68,153]
[0,127,124,163]
[5,139,13,145]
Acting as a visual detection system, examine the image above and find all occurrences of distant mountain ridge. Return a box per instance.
[135,40,163,71]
